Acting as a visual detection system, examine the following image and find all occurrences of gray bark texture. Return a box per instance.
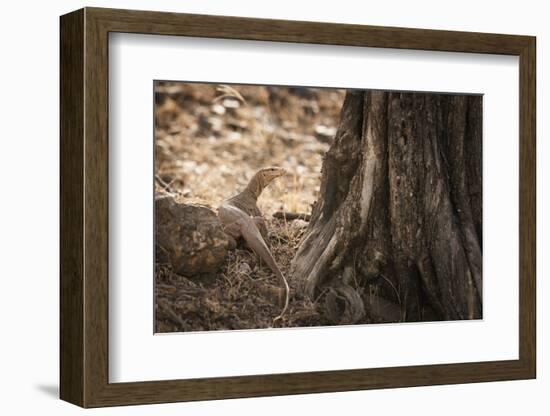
[290,90,482,324]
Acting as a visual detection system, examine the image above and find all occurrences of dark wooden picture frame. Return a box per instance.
[60,7,536,408]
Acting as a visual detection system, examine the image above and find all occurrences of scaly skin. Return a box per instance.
[217,167,290,324]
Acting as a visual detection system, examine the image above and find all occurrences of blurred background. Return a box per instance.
[154,82,345,216]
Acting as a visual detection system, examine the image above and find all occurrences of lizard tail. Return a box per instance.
[239,220,290,324]
[272,277,290,326]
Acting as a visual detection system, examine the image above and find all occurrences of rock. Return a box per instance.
[323,284,365,325]
[221,98,240,109]
[211,103,226,115]
[155,196,231,276]
[291,219,309,230]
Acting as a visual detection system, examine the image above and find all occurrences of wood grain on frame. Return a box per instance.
[60,7,536,408]
[60,8,85,406]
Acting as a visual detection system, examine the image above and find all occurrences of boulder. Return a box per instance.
[155,196,231,276]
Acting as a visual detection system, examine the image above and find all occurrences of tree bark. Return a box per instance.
[290,90,482,324]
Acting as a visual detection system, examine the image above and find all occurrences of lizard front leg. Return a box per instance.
[221,221,241,250]
[221,221,241,238]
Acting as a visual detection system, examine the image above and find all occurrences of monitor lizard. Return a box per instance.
[217,167,290,324]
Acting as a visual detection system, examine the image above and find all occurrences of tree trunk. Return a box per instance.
[290,90,482,324]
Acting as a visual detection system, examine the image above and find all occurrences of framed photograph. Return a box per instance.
[60,7,536,408]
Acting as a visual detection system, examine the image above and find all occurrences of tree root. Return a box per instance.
[273,211,311,221]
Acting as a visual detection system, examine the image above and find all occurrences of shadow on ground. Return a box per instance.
[35,384,58,399]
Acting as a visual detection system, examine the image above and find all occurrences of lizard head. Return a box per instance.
[245,166,286,199]
[258,166,286,187]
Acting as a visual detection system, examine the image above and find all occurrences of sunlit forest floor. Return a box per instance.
[154,82,345,332]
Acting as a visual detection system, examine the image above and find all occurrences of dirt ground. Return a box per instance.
[154,81,345,332]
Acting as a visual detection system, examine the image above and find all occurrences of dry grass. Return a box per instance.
[154,82,344,215]
[154,82,345,331]
[156,218,329,332]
